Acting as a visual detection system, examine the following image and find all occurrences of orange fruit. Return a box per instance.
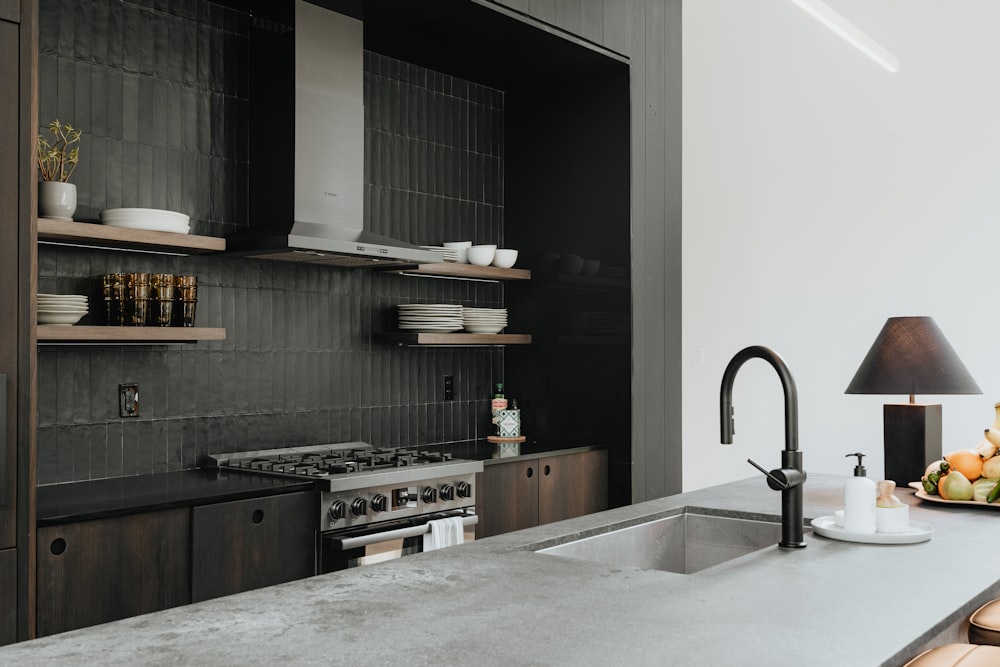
[945,449,983,482]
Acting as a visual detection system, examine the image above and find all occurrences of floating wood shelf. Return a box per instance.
[38,218,225,254]
[388,263,530,281]
[37,325,226,343]
[376,333,531,346]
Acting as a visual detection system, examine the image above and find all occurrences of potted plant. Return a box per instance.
[37,119,81,220]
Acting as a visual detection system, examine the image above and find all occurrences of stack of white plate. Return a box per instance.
[462,307,507,334]
[419,246,459,262]
[397,304,464,332]
[38,293,88,326]
[100,208,191,234]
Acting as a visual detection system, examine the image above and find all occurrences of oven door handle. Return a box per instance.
[329,514,479,551]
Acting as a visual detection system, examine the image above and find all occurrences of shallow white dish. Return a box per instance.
[907,484,1000,509]
[103,221,190,234]
[38,306,87,315]
[101,207,189,221]
[810,516,932,544]
[463,325,506,334]
[37,311,86,325]
[398,325,464,332]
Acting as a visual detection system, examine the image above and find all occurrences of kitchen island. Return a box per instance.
[3,474,996,666]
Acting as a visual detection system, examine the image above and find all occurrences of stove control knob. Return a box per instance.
[440,484,455,501]
[456,481,472,498]
[328,501,346,521]
[350,498,368,516]
[421,487,438,504]
[371,494,388,513]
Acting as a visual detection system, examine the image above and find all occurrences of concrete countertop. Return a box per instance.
[4,473,998,666]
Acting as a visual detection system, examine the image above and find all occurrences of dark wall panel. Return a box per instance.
[36,0,506,485]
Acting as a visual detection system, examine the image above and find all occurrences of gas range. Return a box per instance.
[208,442,483,532]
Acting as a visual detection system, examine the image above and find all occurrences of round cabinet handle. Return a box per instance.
[50,538,67,556]
[251,509,265,524]
[544,465,551,476]
[526,466,534,478]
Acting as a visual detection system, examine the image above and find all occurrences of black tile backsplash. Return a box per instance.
[37,0,507,485]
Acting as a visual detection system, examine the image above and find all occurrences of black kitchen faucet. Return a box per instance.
[720,345,807,549]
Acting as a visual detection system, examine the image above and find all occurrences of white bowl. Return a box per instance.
[468,245,496,266]
[37,311,86,325]
[443,241,472,263]
[492,249,518,269]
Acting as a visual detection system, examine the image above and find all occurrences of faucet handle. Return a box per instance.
[747,458,806,491]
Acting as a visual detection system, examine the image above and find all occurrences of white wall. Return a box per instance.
[682,0,1000,491]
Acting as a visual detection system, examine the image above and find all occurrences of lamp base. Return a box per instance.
[883,403,942,484]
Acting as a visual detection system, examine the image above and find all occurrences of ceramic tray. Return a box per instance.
[810,516,932,544]
[907,481,1000,509]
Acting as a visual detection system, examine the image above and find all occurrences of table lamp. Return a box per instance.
[845,316,981,484]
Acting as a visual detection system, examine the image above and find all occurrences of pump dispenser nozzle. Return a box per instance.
[846,452,868,477]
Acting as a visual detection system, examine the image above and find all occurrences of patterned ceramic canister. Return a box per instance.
[497,409,520,438]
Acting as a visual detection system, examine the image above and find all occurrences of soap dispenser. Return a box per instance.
[844,452,877,534]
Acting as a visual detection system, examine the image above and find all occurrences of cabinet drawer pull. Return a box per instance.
[251,509,264,524]
[544,464,551,476]
[50,538,67,556]
[526,466,533,478]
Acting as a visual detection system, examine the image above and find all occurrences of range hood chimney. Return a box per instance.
[230,0,439,268]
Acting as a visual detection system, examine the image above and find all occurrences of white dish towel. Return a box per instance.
[424,516,465,551]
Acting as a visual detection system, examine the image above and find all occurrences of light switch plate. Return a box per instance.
[119,383,139,418]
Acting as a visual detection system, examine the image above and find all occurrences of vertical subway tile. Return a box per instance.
[89,423,108,481]
[37,427,60,486]
[151,420,168,473]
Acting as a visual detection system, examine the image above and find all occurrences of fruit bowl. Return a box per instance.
[908,482,1000,509]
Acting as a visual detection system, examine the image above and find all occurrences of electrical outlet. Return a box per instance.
[119,383,139,418]
[444,375,454,401]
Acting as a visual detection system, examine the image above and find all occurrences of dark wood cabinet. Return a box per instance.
[35,491,318,636]
[36,508,192,637]
[538,450,608,526]
[476,459,539,538]
[191,491,317,603]
[0,548,15,645]
[0,16,19,556]
[476,449,607,539]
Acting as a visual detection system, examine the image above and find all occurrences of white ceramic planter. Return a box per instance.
[38,181,77,221]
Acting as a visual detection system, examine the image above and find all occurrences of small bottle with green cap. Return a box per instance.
[491,383,507,433]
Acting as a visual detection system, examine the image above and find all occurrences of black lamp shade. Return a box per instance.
[845,317,981,396]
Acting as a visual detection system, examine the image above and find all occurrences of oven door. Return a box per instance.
[319,509,478,573]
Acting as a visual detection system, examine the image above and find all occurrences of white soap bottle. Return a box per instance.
[843,452,877,534]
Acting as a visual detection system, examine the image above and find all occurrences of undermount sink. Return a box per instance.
[536,510,788,575]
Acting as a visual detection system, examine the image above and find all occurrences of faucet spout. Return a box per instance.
[719,345,806,549]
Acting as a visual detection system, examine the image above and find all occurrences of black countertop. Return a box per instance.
[37,442,605,525]
[438,440,606,464]
[37,468,316,526]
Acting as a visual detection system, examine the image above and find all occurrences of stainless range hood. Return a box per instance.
[229,0,439,268]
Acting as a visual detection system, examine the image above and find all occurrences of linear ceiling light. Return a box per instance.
[791,0,899,72]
